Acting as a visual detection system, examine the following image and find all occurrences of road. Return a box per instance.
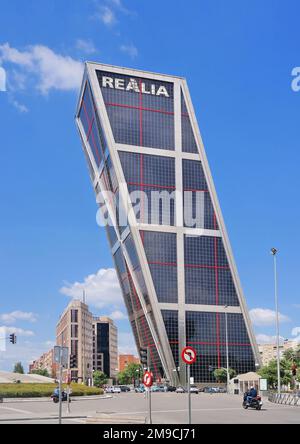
[0,392,299,424]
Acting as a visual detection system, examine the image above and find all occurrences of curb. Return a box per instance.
[0,415,87,423]
[1,395,112,403]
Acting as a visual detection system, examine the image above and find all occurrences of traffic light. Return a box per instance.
[140,348,148,368]
[9,333,16,344]
[70,354,77,369]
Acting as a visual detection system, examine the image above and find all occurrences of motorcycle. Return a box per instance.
[51,389,70,404]
[242,393,263,410]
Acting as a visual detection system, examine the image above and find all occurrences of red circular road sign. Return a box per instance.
[181,346,197,365]
[143,371,153,388]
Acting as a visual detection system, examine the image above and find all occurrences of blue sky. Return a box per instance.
[0,0,299,371]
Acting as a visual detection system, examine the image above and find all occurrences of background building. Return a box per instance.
[259,339,299,366]
[76,63,261,384]
[119,354,140,372]
[93,317,118,379]
[29,349,58,378]
[56,300,93,383]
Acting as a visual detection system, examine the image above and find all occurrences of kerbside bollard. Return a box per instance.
[181,346,197,425]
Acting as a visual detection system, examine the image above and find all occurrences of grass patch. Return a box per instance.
[0,383,103,398]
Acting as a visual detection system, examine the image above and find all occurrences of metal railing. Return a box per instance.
[268,392,300,406]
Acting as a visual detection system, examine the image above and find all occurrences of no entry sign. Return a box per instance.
[143,371,153,388]
[181,346,197,365]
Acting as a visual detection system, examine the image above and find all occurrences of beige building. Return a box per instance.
[119,354,140,372]
[92,317,118,379]
[259,339,299,366]
[56,300,93,383]
[29,349,58,378]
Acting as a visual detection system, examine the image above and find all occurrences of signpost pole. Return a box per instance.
[147,347,152,425]
[187,365,191,424]
[58,348,63,425]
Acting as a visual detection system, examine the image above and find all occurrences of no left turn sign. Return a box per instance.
[181,346,197,365]
[143,371,153,388]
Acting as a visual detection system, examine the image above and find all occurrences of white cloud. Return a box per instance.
[291,327,300,342]
[107,310,128,321]
[0,311,37,325]
[0,326,35,337]
[120,44,138,59]
[76,39,96,55]
[11,99,29,113]
[250,308,290,327]
[0,43,84,94]
[0,339,53,372]
[118,332,137,355]
[96,6,116,26]
[256,334,285,345]
[60,268,123,309]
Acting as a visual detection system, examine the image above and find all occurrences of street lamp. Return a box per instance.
[224,305,230,394]
[271,248,281,395]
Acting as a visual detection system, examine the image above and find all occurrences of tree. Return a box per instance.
[31,368,50,378]
[282,348,297,364]
[258,358,293,389]
[93,371,108,387]
[117,363,143,385]
[213,367,236,383]
[13,362,24,374]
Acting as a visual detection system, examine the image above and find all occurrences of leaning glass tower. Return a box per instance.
[75,63,260,385]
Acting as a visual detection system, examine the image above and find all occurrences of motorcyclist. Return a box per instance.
[246,386,257,405]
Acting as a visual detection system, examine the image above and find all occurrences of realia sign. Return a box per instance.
[101,75,170,98]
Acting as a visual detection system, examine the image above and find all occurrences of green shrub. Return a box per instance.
[0,383,103,398]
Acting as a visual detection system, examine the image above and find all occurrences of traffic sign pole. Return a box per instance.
[181,346,197,425]
[147,347,152,425]
[187,365,191,424]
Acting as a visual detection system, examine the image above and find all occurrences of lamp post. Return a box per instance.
[224,305,230,393]
[271,248,281,395]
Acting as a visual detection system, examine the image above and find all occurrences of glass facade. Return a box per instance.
[76,64,258,384]
[97,71,174,150]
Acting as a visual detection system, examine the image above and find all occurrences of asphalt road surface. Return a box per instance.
[0,392,299,424]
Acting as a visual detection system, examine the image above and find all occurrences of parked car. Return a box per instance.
[135,385,145,393]
[112,386,121,393]
[189,384,199,394]
[203,386,220,394]
[151,385,165,392]
[176,386,186,393]
[105,386,113,393]
[119,385,130,392]
[165,385,176,392]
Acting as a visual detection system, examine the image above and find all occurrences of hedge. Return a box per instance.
[0,383,103,398]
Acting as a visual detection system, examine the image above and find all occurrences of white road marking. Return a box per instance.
[0,406,33,415]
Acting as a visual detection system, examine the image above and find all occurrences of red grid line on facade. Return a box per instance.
[187,341,251,347]
[183,188,209,193]
[82,99,101,165]
[105,102,174,116]
[146,261,229,270]
[184,264,229,270]
[214,213,221,368]
[127,266,159,377]
[139,80,145,243]
[128,182,176,190]
[86,116,95,141]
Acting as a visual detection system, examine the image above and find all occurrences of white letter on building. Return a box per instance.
[156,85,169,97]
[115,78,125,90]
[102,76,114,89]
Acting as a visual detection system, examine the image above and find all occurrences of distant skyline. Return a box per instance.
[0,0,299,371]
